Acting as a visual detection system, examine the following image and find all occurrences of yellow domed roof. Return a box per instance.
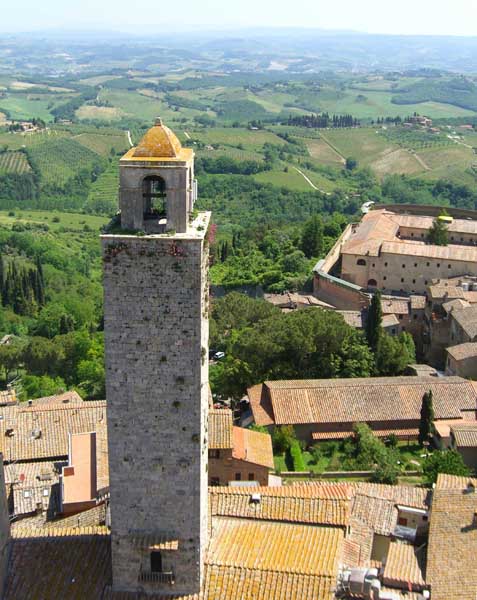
[133,118,182,158]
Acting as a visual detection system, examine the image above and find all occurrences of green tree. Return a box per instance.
[366,291,382,352]
[300,215,324,258]
[272,425,296,454]
[418,390,435,446]
[21,374,66,401]
[281,250,308,274]
[427,218,449,246]
[0,341,23,382]
[375,332,414,376]
[423,450,470,485]
[345,157,358,170]
[227,308,373,396]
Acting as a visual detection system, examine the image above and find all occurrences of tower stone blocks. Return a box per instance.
[102,119,209,596]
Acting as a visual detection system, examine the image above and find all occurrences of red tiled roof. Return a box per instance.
[249,377,476,426]
[232,427,274,469]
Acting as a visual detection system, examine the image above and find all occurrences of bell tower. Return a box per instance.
[102,119,209,596]
[119,117,197,234]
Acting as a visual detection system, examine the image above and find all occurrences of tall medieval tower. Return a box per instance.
[102,118,209,596]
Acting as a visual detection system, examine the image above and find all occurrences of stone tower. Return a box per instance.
[102,119,209,595]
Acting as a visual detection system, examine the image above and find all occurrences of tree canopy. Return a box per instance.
[210,296,374,399]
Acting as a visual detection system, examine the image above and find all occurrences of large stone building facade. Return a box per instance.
[102,119,210,596]
[315,206,477,299]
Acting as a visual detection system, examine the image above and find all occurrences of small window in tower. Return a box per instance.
[235,473,242,481]
[248,473,255,481]
[357,259,366,266]
[150,551,163,573]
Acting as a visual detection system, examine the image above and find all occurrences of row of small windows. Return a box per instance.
[360,259,455,269]
[382,276,428,285]
[407,231,473,243]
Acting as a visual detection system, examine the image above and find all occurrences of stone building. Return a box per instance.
[446,342,477,379]
[102,119,210,596]
[314,206,477,300]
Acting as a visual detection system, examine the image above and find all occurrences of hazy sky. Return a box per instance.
[3,0,477,36]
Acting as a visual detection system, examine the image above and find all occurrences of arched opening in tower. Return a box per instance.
[142,175,166,219]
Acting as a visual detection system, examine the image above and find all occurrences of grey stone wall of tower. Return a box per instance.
[102,119,209,596]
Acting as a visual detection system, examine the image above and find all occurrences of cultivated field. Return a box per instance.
[28,138,99,185]
[0,209,108,231]
[0,151,31,174]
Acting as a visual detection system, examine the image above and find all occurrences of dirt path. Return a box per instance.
[318,132,346,163]
[410,150,431,171]
[293,167,331,195]
[447,134,473,150]
[184,131,191,140]
[127,130,133,148]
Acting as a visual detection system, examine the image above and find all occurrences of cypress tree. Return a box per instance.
[419,390,435,446]
[366,291,383,352]
[301,215,324,258]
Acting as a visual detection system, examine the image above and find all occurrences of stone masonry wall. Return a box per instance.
[0,453,10,597]
[102,226,209,596]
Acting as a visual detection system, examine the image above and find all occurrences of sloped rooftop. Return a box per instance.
[249,376,477,426]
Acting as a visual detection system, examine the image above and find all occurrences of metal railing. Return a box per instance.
[138,571,175,584]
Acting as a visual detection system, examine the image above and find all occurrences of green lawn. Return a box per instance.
[274,440,425,474]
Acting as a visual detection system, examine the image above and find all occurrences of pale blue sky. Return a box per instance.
[3,0,477,36]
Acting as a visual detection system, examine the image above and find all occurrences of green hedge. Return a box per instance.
[289,439,306,471]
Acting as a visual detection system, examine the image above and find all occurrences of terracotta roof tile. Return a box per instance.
[447,342,477,360]
[426,473,477,599]
[0,401,107,462]
[250,377,476,426]
[232,427,274,469]
[383,541,426,589]
[209,518,343,577]
[450,305,477,340]
[209,483,351,526]
[209,409,233,449]
[381,297,409,315]
[451,422,477,447]
[4,532,111,600]
[350,483,429,537]
[312,428,418,441]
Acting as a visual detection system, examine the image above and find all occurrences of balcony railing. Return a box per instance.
[138,570,175,585]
